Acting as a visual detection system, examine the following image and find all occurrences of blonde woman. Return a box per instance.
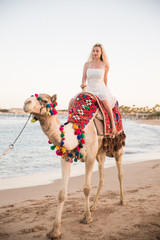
[69,43,117,134]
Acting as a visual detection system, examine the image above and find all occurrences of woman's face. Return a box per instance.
[93,46,101,60]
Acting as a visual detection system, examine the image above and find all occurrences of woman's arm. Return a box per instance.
[104,64,109,86]
[80,62,88,89]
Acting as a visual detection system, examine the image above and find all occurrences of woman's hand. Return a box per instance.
[80,83,87,89]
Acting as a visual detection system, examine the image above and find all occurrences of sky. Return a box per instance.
[0,0,160,110]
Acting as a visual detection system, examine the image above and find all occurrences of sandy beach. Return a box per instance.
[0,159,160,240]
[134,119,160,126]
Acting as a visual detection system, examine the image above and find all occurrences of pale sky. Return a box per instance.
[0,0,160,109]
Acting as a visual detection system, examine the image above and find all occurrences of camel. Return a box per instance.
[23,93,126,239]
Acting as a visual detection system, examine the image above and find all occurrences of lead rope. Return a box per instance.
[0,113,32,158]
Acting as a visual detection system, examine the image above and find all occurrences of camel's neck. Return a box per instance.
[38,115,62,146]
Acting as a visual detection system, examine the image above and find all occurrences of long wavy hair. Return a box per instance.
[88,43,109,66]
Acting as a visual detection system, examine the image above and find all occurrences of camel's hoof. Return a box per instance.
[80,216,93,224]
[46,229,61,239]
[119,199,126,206]
[90,205,98,212]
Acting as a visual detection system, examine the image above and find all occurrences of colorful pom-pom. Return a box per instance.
[46,111,51,116]
[48,140,52,144]
[81,139,85,144]
[50,110,53,115]
[77,135,82,140]
[61,141,64,145]
[66,157,69,162]
[46,104,51,108]
[73,124,78,129]
[75,151,79,157]
[37,96,41,100]
[50,103,53,107]
[35,94,39,97]
[69,159,73,163]
[62,147,66,153]
[31,118,37,123]
[77,146,80,151]
[80,153,83,159]
[56,146,59,150]
[60,126,64,131]
[50,145,56,150]
[74,158,78,162]
[61,133,65,138]
[68,153,73,158]
[81,133,85,138]
[53,109,58,115]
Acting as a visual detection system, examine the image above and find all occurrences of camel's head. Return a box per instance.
[23,93,57,117]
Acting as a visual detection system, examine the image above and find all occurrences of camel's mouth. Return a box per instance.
[23,98,36,113]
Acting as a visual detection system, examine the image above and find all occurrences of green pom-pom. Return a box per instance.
[50,145,56,150]
[61,133,65,138]
[80,153,83,159]
[81,133,85,138]
[37,96,41,100]
[74,157,78,162]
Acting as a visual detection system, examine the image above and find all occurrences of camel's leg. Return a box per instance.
[80,158,95,224]
[114,149,125,205]
[47,159,70,239]
[91,152,106,211]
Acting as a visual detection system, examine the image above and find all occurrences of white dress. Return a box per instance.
[86,68,117,109]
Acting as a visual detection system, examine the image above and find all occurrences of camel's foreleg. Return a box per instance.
[47,158,71,239]
[80,158,95,224]
[91,152,106,211]
[114,149,125,205]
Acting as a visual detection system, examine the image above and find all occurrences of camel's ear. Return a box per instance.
[51,94,57,103]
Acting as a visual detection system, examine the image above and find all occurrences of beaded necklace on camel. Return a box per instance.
[31,94,85,163]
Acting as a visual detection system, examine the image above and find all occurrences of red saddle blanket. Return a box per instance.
[68,92,124,135]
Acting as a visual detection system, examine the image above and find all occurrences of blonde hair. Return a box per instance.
[88,43,109,66]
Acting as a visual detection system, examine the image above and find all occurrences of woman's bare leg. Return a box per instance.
[102,100,116,134]
[68,98,75,111]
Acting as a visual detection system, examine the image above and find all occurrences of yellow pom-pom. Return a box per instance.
[46,111,51,116]
[73,123,78,129]
[56,146,59,150]
[62,131,65,134]
[31,118,37,123]
[62,147,66,153]
[69,114,72,117]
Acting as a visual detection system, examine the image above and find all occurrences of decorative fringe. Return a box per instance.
[103,131,126,154]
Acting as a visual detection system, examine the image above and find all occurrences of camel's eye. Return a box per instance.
[43,99,48,104]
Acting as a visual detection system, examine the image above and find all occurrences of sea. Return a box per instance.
[0,114,160,190]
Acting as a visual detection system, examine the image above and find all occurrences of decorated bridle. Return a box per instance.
[30,93,58,122]
[30,93,85,163]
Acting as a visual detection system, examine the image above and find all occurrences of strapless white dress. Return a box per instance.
[86,69,117,109]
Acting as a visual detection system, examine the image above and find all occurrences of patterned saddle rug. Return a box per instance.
[68,92,124,136]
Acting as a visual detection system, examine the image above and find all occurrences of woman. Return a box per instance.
[69,43,117,134]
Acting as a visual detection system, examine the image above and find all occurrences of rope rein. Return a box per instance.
[0,114,31,158]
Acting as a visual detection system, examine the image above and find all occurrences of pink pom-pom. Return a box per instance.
[53,109,58,115]
[54,102,57,106]
[60,126,64,131]
[35,94,39,97]
[62,138,65,140]
[48,140,52,144]
[77,146,80,151]
[50,103,53,107]
[69,158,73,163]
[69,110,72,114]
[75,129,81,135]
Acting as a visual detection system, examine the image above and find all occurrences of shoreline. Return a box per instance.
[134,119,160,125]
[0,159,160,240]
